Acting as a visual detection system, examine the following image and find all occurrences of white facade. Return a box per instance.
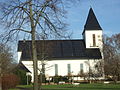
[17,52,22,61]
[83,30,103,49]
[17,29,104,82]
[20,59,101,82]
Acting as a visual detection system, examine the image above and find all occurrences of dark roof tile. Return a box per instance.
[18,40,102,60]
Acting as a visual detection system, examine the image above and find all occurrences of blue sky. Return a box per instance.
[66,0,120,39]
[0,0,120,39]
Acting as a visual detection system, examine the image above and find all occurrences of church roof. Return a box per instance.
[18,40,102,61]
[15,62,31,72]
[83,8,102,34]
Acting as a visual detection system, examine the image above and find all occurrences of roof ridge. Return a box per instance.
[19,39,84,42]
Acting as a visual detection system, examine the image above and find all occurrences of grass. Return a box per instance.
[9,88,20,90]
[9,83,120,90]
[17,85,33,88]
[42,84,120,90]
[8,85,33,90]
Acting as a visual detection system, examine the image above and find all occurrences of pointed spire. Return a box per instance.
[83,8,102,33]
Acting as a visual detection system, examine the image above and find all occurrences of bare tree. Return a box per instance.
[103,34,120,82]
[84,60,104,83]
[0,0,79,90]
[0,43,14,90]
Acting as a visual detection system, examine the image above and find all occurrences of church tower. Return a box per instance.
[82,8,103,50]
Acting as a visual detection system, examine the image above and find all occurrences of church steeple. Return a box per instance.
[83,8,102,34]
[82,8,103,49]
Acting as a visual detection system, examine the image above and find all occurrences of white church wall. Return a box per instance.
[22,59,101,82]
[85,30,103,49]
[17,52,22,61]
[21,61,34,82]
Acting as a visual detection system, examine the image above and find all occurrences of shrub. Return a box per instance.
[53,76,69,84]
[13,69,27,85]
[38,74,46,83]
[2,74,20,90]
[27,75,32,85]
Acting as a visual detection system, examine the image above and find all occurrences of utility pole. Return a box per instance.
[29,0,39,90]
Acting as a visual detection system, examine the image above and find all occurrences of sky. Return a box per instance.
[65,0,120,39]
[0,0,120,39]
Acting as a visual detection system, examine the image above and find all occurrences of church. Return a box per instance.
[18,8,104,82]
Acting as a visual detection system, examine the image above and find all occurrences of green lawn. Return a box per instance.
[9,84,120,90]
[9,89,20,90]
[42,84,120,90]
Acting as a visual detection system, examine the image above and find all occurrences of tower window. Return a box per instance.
[93,34,96,46]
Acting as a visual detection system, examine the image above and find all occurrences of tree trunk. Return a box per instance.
[29,1,39,90]
[0,74,2,90]
[31,28,39,90]
[0,77,2,90]
[0,61,2,90]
